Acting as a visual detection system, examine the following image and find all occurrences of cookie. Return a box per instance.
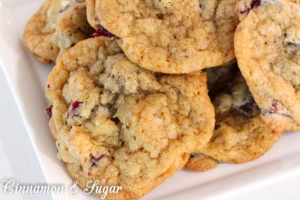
[188,66,281,164]
[236,0,299,22]
[185,153,218,172]
[46,37,215,199]
[86,0,239,74]
[24,0,94,64]
[235,0,300,132]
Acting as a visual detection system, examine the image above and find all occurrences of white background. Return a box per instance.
[1,0,300,199]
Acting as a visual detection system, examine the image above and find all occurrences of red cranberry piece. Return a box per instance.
[250,0,261,9]
[239,9,249,14]
[239,0,261,14]
[236,97,257,118]
[262,109,291,118]
[95,16,100,23]
[262,99,292,118]
[72,101,81,109]
[270,99,280,113]
[67,101,82,119]
[90,154,109,167]
[92,25,120,39]
[45,105,53,118]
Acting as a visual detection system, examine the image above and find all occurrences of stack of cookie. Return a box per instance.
[23,0,300,199]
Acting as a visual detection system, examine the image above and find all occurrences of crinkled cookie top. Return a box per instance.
[24,0,94,64]
[86,0,239,73]
[235,0,300,132]
[46,37,214,199]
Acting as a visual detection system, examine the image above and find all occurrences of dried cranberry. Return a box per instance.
[251,0,261,9]
[45,105,53,118]
[72,101,81,109]
[94,16,100,23]
[262,99,292,118]
[239,0,261,14]
[105,178,109,184]
[67,101,82,119]
[236,97,257,117]
[270,99,280,113]
[90,154,109,167]
[262,109,292,118]
[92,25,120,39]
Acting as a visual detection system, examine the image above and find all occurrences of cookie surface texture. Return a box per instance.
[235,0,300,132]
[24,0,94,64]
[86,0,239,73]
[46,37,215,199]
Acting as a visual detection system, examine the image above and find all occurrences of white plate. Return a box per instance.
[1,1,300,199]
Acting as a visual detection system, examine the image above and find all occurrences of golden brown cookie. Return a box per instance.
[24,0,94,64]
[187,66,281,165]
[46,37,214,199]
[185,153,218,172]
[235,0,300,132]
[86,0,239,74]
